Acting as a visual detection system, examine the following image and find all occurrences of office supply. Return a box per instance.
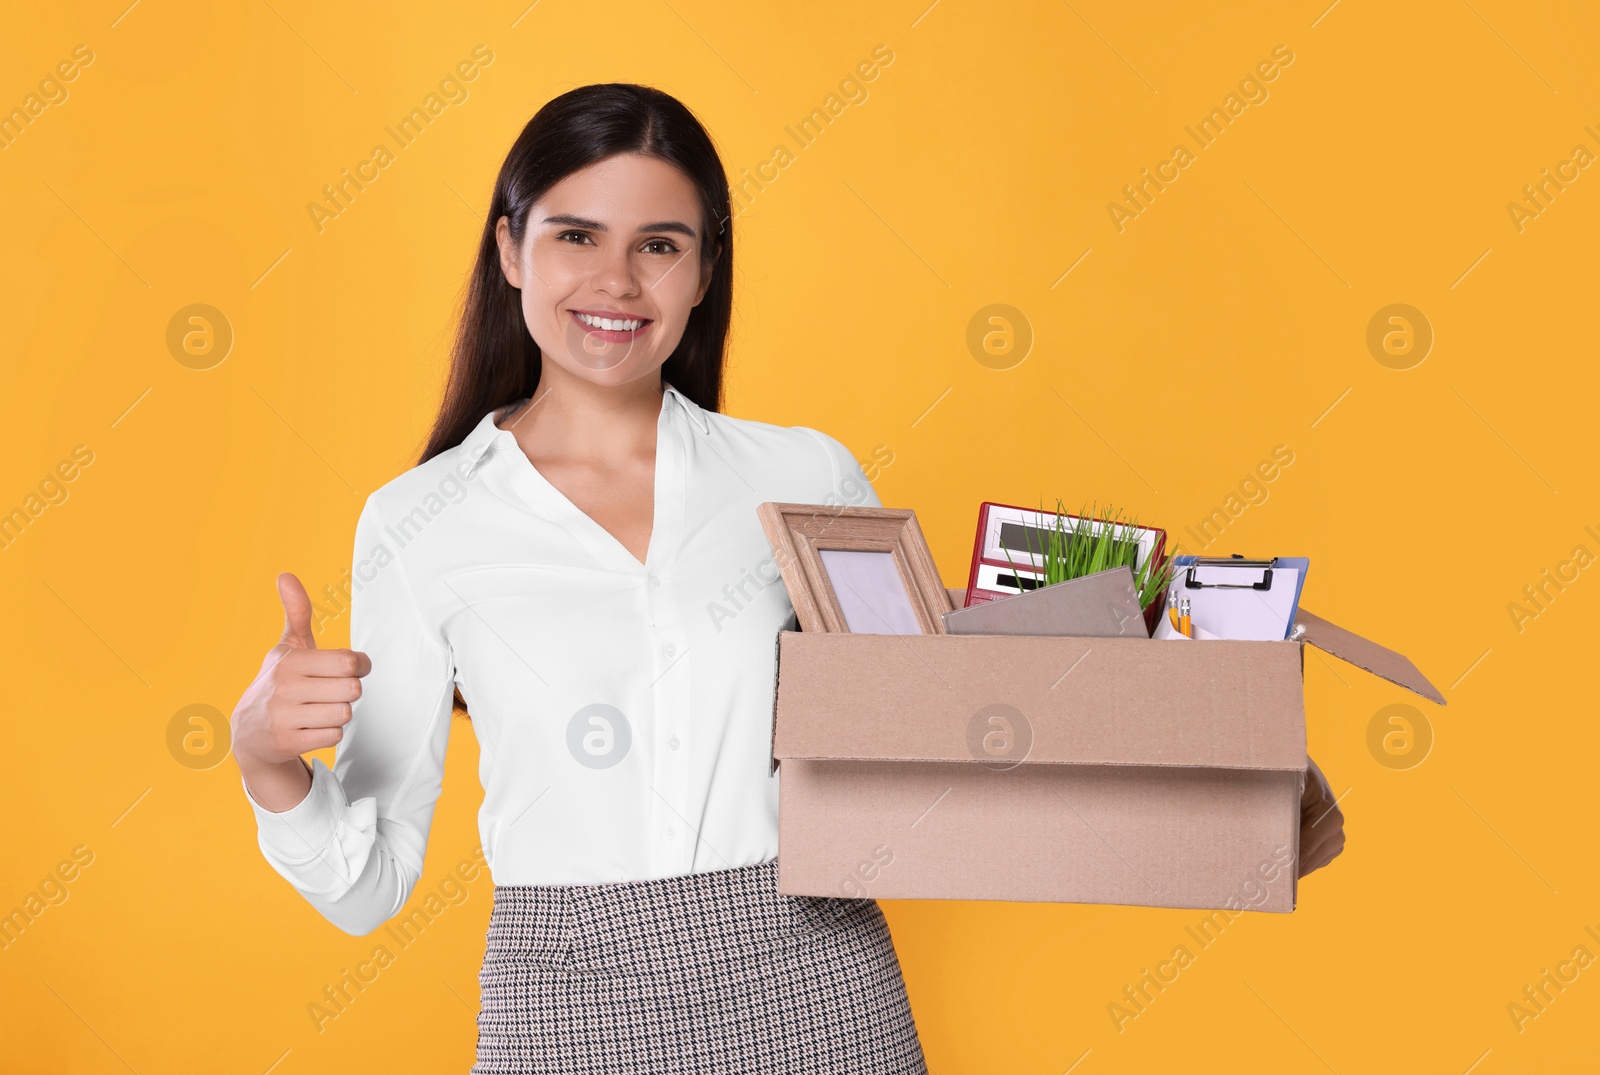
[942,565,1147,638]
[1268,555,1310,630]
[1153,615,1222,640]
[1179,596,1192,637]
[962,501,1170,635]
[1169,554,1306,641]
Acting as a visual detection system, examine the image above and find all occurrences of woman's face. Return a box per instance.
[497,152,716,383]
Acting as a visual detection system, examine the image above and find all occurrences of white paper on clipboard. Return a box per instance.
[1180,563,1301,640]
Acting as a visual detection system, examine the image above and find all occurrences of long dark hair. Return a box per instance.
[420,82,732,465]
[425,84,734,719]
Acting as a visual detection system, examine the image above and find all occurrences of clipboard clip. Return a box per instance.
[1183,554,1277,591]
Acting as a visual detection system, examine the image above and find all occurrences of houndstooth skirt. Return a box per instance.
[470,856,927,1074]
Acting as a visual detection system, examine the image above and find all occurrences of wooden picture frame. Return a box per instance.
[756,502,951,634]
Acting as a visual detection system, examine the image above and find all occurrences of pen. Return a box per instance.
[1179,596,1191,638]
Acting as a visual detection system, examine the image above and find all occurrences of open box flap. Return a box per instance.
[772,630,1307,771]
[953,585,1446,706]
[1293,607,1446,706]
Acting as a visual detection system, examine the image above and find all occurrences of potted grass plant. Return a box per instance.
[1000,498,1175,635]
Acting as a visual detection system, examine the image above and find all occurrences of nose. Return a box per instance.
[591,239,641,298]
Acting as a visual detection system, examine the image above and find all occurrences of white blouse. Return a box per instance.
[243,382,881,936]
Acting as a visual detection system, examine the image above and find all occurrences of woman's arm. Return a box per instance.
[797,426,883,510]
[239,495,457,937]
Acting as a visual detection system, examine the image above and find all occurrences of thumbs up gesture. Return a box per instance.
[232,573,371,808]
[276,570,321,650]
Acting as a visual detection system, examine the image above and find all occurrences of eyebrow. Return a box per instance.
[541,214,697,240]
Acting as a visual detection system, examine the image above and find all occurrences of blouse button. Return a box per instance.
[668,736,680,750]
[664,643,677,658]
[665,826,676,839]
[649,574,661,587]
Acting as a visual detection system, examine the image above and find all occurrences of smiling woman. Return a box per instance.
[233,82,928,1074]
[501,153,713,376]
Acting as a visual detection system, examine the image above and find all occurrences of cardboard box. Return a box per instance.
[770,587,1443,913]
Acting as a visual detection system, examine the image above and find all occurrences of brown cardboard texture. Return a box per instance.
[769,586,1444,912]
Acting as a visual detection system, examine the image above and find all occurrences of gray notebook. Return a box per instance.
[942,565,1149,638]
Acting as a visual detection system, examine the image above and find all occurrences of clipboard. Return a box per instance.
[1164,554,1309,641]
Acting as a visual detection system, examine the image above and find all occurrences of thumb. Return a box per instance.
[276,572,317,649]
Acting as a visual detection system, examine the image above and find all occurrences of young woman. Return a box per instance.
[232,82,1345,1072]
[231,83,929,1072]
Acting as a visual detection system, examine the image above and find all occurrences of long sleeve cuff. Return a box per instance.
[244,757,379,902]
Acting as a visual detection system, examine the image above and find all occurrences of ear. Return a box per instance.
[692,248,717,307]
[495,215,522,288]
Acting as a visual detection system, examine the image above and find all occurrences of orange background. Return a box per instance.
[3,1,1598,1071]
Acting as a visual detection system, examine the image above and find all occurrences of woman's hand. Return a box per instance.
[1297,757,1345,878]
[231,573,370,811]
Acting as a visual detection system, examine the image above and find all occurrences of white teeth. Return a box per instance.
[575,312,645,331]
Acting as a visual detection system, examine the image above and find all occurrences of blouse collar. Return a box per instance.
[458,380,707,473]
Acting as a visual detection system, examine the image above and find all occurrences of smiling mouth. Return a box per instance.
[570,310,653,333]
